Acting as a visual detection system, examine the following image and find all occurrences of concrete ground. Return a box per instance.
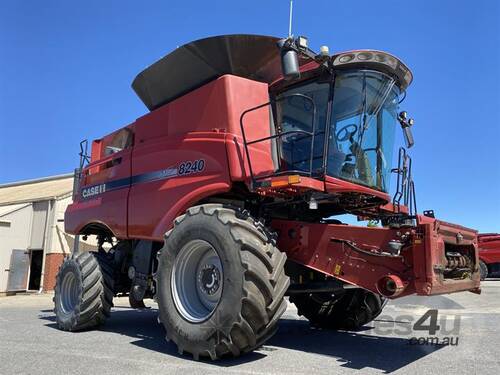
[1,280,499,375]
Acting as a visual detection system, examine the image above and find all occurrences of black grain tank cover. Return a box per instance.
[132,34,284,111]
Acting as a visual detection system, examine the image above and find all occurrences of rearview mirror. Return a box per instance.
[398,111,415,148]
[403,126,414,148]
[277,38,300,81]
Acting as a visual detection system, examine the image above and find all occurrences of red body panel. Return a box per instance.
[65,75,273,239]
[478,233,500,264]
[324,175,390,202]
[128,133,231,240]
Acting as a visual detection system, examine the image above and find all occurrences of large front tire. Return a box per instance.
[54,251,113,331]
[155,204,289,360]
[290,289,385,330]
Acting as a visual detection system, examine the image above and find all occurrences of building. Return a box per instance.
[0,174,95,294]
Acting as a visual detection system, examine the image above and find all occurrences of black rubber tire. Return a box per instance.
[54,251,114,331]
[129,294,147,309]
[290,289,386,330]
[155,204,290,360]
[479,260,489,281]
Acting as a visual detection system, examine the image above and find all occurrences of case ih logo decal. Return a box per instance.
[80,159,205,200]
[81,184,106,199]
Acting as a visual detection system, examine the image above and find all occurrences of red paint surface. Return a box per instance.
[65,75,273,240]
[478,233,500,264]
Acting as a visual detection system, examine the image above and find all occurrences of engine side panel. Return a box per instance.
[128,133,231,240]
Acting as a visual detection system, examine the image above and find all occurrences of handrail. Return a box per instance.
[391,146,418,220]
[239,93,317,186]
[79,139,90,170]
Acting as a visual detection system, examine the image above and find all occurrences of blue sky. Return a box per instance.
[0,0,499,232]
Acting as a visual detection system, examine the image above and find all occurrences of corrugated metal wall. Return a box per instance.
[1,200,52,292]
[0,204,33,292]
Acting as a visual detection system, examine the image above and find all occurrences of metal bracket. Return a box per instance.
[72,235,80,256]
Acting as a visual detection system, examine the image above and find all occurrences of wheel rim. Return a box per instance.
[171,239,223,323]
[60,270,80,314]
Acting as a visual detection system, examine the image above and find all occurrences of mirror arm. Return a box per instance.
[277,36,331,81]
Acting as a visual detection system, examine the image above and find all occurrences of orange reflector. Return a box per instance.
[288,175,301,184]
[270,175,301,187]
[270,180,289,187]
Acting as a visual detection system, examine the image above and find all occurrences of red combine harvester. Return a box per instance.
[54,35,481,359]
[478,233,500,280]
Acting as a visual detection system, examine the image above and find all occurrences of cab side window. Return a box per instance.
[102,128,134,157]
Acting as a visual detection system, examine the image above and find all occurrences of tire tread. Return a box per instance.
[54,251,114,331]
[156,204,290,359]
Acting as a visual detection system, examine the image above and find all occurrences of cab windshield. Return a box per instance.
[275,70,399,192]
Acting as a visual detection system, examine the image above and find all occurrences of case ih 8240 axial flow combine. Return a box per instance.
[54,34,481,359]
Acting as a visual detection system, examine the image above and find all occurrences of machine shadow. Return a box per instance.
[268,318,444,373]
[40,308,443,371]
[40,307,265,366]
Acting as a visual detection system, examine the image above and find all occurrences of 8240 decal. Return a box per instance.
[178,159,205,175]
[79,159,206,200]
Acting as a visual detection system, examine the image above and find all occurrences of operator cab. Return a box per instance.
[267,42,413,196]
[273,68,401,193]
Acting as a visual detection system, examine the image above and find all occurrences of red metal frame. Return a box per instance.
[271,217,480,298]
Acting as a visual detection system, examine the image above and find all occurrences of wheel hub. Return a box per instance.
[171,239,223,323]
[198,264,221,295]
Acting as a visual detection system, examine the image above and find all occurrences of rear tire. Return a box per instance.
[155,204,289,360]
[290,289,385,330]
[479,260,488,281]
[54,251,114,331]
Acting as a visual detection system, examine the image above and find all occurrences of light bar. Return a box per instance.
[331,50,413,90]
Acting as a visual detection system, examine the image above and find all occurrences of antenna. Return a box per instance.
[288,0,293,37]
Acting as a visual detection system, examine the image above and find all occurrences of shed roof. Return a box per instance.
[0,174,73,206]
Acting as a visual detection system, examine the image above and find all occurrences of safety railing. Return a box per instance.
[239,94,317,186]
[392,147,418,218]
[72,140,90,199]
